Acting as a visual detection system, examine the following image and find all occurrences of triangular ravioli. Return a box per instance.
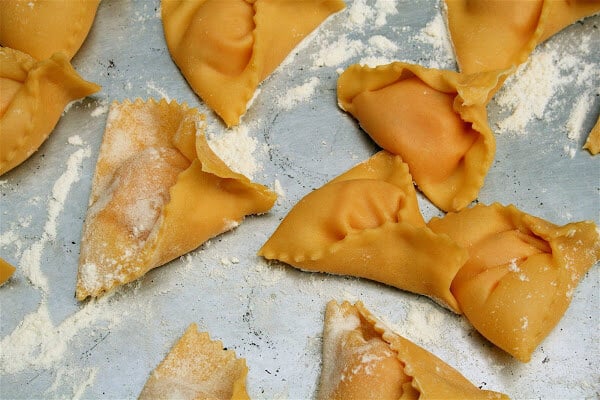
[0,47,100,175]
[428,202,600,362]
[0,0,100,61]
[338,62,505,212]
[139,323,250,400]
[318,301,509,400]
[161,0,345,127]
[259,151,468,312]
[76,99,277,300]
[444,0,600,74]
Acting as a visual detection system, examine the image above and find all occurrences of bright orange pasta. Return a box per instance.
[338,62,504,212]
[161,0,345,127]
[444,0,600,74]
[583,115,600,155]
[0,48,100,176]
[260,151,468,312]
[0,0,100,61]
[428,203,600,362]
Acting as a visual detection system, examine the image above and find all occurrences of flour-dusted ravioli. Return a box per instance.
[0,47,100,176]
[259,151,467,312]
[338,62,504,212]
[161,0,345,127]
[0,0,100,61]
[444,0,600,74]
[583,115,600,155]
[139,323,250,400]
[428,203,600,362]
[318,301,509,400]
[76,99,277,300]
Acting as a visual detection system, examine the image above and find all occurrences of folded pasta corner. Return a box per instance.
[0,48,101,176]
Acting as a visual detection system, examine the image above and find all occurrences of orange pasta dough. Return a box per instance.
[540,0,600,42]
[259,151,468,312]
[0,0,100,61]
[0,47,100,176]
[76,99,277,300]
[161,0,345,127]
[139,323,250,400]
[444,0,600,74]
[583,115,600,155]
[428,203,600,362]
[0,258,16,286]
[338,62,504,212]
[318,301,509,400]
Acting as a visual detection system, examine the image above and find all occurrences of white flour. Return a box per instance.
[90,101,109,118]
[207,123,261,180]
[312,36,363,68]
[20,146,90,292]
[494,39,597,136]
[146,81,172,102]
[273,179,286,200]
[277,77,321,110]
[413,11,455,69]
[566,95,593,141]
[494,51,561,134]
[313,3,456,70]
[0,144,121,396]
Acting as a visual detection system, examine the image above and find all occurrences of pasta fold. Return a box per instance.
[428,203,600,362]
[318,300,509,400]
[0,47,100,176]
[259,151,467,312]
[0,258,16,286]
[583,115,600,155]
[444,0,600,74]
[0,0,100,61]
[161,0,345,127]
[337,62,504,212]
[76,99,277,300]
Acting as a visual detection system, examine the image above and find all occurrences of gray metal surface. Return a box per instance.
[1,1,598,398]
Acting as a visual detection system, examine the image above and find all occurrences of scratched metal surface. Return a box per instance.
[1,1,599,399]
